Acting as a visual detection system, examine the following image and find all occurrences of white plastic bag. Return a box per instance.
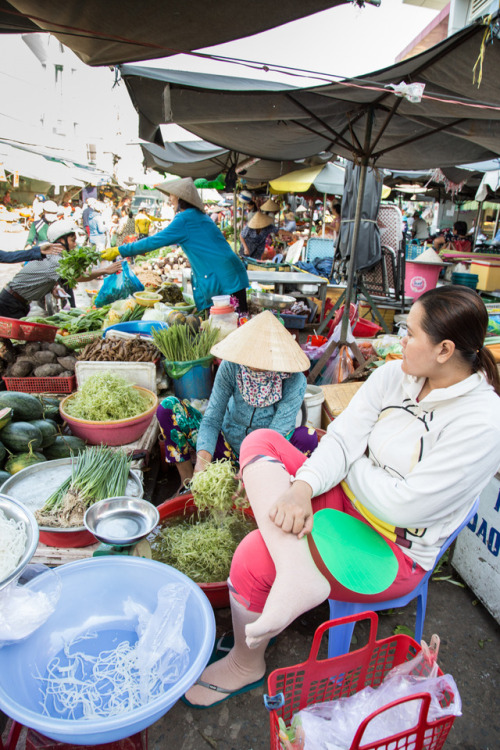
[0,566,61,646]
[297,637,461,750]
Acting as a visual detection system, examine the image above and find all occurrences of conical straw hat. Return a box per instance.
[156,177,204,212]
[260,198,280,213]
[248,211,274,229]
[211,310,310,372]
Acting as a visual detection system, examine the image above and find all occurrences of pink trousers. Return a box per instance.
[230,429,426,613]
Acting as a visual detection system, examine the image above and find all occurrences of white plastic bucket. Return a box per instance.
[295,384,325,429]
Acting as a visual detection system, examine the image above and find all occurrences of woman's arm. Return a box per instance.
[77,259,123,282]
[196,361,236,458]
[267,373,307,435]
[119,213,188,258]
[240,235,251,256]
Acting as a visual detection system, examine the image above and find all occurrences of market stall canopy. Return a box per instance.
[140,140,332,187]
[120,13,500,169]
[269,162,345,194]
[0,0,353,66]
[0,139,113,186]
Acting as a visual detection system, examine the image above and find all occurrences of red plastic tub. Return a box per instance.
[38,526,96,548]
[352,318,383,337]
[59,387,158,446]
[0,317,58,342]
[155,494,254,608]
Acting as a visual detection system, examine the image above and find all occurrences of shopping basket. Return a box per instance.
[264,612,457,750]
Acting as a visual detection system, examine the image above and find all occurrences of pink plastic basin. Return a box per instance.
[59,386,158,446]
[404,261,442,300]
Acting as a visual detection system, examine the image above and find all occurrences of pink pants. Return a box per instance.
[230,429,426,613]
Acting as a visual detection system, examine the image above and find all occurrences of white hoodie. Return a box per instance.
[295,360,500,569]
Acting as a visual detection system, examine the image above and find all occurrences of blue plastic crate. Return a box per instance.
[406,242,426,261]
[280,313,307,329]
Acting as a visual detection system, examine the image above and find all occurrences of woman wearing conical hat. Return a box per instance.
[102,177,249,312]
[156,311,318,496]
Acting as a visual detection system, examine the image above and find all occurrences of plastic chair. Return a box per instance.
[327,497,480,658]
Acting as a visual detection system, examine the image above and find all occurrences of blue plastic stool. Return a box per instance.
[327,498,479,658]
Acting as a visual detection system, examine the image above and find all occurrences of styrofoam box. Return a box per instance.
[75,361,157,393]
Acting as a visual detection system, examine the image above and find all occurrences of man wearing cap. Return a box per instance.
[102,177,249,312]
[24,200,58,250]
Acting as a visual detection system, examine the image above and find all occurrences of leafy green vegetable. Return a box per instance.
[64,372,151,421]
[189,459,240,514]
[152,324,219,362]
[57,245,101,288]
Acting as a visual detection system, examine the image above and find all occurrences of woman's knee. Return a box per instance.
[240,429,290,468]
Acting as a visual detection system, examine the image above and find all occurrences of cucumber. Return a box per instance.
[5,451,47,475]
[0,422,43,453]
[30,419,59,449]
[44,435,87,459]
[0,469,10,487]
[0,392,43,422]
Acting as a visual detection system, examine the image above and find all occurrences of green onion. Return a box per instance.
[152,324,219,362]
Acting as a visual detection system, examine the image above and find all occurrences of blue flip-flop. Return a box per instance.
[181,675,265,709]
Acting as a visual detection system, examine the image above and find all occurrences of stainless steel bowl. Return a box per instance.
[250,291,296,310]
[0,494,39,591]
[84,497,160,546]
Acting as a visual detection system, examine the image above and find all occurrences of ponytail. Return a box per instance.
[476,347,500,396]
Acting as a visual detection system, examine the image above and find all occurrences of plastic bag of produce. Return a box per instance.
[94,261,144,307]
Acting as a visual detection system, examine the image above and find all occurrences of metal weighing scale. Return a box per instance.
[84,497,160,558]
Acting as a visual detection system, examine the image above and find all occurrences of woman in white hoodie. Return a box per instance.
[184,285,500,708]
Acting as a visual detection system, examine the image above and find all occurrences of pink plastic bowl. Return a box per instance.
[59,386,158,446]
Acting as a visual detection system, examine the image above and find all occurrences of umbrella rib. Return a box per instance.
[286,94,356,153]
[289,119,342,154]
[368,97,404,156]
[372,117,468,160]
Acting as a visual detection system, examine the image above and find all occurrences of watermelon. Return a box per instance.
[0,422,43,453]
[5,451,47,475]
[0,440,6,467]
[44,435,87,460]
[0,392,43,422]
[30,419,59,449]
[37,396,63,423]
[0,469,10,487]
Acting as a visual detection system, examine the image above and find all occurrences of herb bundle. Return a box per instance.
[57,246,102,288]
[152,324,219,362]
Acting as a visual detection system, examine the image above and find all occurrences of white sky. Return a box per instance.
[136,0,439,142]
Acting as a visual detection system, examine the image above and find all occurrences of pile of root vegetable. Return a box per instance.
[0,340,76,379]
[150,460,255,583]
[77,336,160,363]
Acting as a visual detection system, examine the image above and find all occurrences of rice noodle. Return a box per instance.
[0,509,27,582]
[36,632,182,720]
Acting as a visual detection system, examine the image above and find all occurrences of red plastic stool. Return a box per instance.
[25,728,147,750]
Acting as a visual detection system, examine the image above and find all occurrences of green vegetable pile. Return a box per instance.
[24,307,111,334]
[64,372,151,422]
[57,245,102,288]
[150,460,253,583]
[152,324,219,362]
[36,445,132,527]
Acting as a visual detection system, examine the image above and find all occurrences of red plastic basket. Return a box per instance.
[266,612,456,750]
[0,317,58,342]
[2,375,76,394]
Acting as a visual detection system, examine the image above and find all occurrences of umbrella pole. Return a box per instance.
[322,193,326,238]
[340,160,368,342]
[233,187,239,250]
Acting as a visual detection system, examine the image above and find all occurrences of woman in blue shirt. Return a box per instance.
[103,178,249,312]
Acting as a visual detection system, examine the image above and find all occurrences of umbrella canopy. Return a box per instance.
[269,162,345,194]
[120,13,500,169]
[0,0,351,66]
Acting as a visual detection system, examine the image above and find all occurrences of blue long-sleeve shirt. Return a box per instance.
[118,208,248,311]
[0,246,43,264]
[196,360,306,457]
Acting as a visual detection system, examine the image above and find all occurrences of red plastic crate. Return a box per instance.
[266,612,457,750]
[0,317,58,342]
[3,375,76,394]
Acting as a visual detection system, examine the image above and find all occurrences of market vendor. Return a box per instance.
[156,311,318,497]
[184,285,500,708]
[0,219,122,319]
[24,200,59,250]
[239,211,277,260]
[102,178,249,312]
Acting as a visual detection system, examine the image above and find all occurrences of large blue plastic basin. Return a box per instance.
[103,321,168,337]
[0,557,215,745]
